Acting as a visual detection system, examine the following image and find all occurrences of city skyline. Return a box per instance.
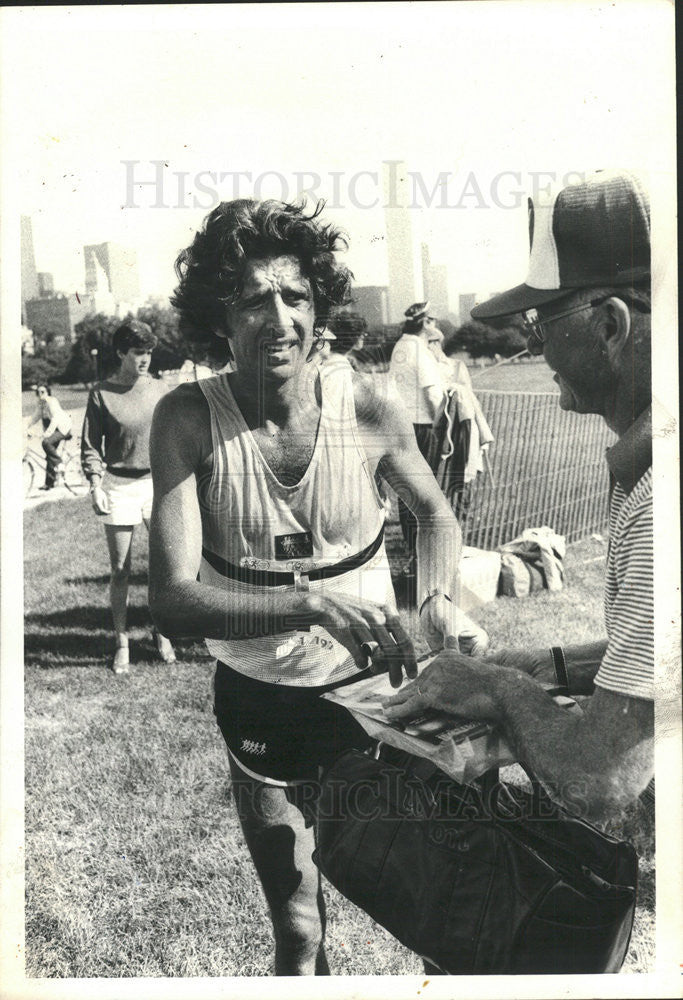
[23,161,524,311]
[7,5,671,314]
[21,163,498,327]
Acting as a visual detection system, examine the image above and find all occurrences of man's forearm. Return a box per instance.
[150,578,316,640]
[416,515,461,608]
[491,669,646,821]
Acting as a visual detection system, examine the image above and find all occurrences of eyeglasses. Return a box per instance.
[522,294,650,353]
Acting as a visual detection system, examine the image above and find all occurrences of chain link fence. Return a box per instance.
[458,390,616,549]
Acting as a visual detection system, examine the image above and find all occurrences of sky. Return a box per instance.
[3,1,676,306]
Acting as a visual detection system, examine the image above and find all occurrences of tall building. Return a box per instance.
[37,272,54,297]
[350,285,389,327]
[21,216,39,323]
[25,292,95,346]
[421,244,449,320]
[84,241,140,312]
[382,162,423,323]
[459,293,477,326]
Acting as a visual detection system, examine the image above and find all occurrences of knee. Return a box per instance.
[272,899,324,958]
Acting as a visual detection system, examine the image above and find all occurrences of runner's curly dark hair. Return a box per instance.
[172,198,354,359]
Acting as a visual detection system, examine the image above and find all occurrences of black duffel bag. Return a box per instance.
[313,748,638,975]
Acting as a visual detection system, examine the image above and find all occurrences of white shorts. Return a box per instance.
[100,472,153,526]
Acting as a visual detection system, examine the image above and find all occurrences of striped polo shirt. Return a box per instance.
[594,410,653,701]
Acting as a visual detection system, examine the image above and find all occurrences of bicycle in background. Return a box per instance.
[23,435,87,498]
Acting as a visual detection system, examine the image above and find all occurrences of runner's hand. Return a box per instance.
[90,485,110,516]
[308,592,417,687]
[456,610,490,656]
[419,593,457,652]
[420,597,489,657]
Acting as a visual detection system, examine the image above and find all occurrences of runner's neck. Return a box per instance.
[228,366,321,431]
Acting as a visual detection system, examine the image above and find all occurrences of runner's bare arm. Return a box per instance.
[354,374,465,649]
[148,384,416,678]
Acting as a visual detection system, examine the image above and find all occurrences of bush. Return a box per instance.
[445,319,526,359]
[21,345,72,389]
[62,302,205,385]
[62,314,126,385]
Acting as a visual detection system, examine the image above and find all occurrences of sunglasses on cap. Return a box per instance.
[522,293,650,353]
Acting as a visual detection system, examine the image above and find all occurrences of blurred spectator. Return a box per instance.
[388,302,446,589]
[81,320,175,674]
[26,383,73,489]
[326,312,367,370]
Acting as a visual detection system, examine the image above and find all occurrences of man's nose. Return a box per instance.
[265,295,294,333]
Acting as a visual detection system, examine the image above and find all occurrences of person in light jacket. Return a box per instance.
[26,383,73,489]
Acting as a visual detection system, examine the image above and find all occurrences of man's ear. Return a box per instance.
[598,296,631,367]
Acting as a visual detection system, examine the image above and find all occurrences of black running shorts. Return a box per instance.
[213,660,373,783]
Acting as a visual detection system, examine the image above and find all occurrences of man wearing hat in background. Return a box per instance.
[388,302,446,592]
[385,170,654,820]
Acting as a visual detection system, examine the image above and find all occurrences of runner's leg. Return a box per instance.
[41,430,66,487]
[104,524,135,649]
[142,514,175,662]
[228,755,329,976]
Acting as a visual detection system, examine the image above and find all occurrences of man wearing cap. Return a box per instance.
[385,171,654,820]
[388,303,446,587]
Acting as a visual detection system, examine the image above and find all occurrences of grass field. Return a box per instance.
[20,360,557,420]
[468,356,558,393]
[23,495,654,978]
[22,385,91,420]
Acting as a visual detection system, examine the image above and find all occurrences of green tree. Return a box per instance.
[446,319,526,359]
[62,313,126,385]
[135,301,196,371]
[62,300,212,387]
[21,343,72,389]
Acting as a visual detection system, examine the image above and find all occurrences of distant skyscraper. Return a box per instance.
[25,292,95,345]
[383,162,423,323]
[421,244,449,320]
[459,293,477,325]
[21,216,39,323]
[37,272,54,297]
[350,285,389,327]
[84,242,140,311]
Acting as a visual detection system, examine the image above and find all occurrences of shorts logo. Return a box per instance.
[275,531,313,560]
[240,739,266,756]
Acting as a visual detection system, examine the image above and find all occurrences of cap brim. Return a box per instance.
[470,283,571,321]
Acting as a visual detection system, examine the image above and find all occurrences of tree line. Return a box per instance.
[21,302,527,389]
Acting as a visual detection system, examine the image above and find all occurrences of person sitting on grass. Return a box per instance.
[385,170,655,823]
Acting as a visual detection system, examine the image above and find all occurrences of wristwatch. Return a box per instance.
[549,646,569,694]
[418,589,452,616]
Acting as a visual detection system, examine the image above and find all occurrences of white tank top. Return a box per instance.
[197,367,393,686]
